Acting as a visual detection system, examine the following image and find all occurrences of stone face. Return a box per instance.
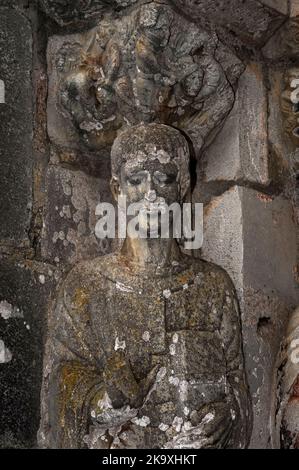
[0,256,58,448]
[202,186,298,449]
[41,164,113,267]
[202,64,269,186]
[0,9,33,245]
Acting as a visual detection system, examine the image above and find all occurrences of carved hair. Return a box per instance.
[111,123,191,198]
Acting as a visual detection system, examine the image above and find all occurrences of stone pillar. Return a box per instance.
[199,22,299,445]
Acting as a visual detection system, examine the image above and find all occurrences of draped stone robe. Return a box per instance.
[38,253,252,449]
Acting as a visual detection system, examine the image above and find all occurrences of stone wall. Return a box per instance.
[0,0,298,448]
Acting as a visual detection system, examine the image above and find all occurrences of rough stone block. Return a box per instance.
[262,14,299,60]
[40,1,286,46]
[41,164,114,267]
[0,256,58,448]
[0,9,33,246]
[173,0,286,46]
[260,0,289,15]
[202,64,269,186]
[201,186,298,448]
[291,0,299,17]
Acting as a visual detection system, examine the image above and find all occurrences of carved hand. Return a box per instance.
[164,402,234,449]
[102,351,160,410]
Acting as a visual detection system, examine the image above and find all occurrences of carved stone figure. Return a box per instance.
[39,124,252,449]
[275,307,299,449]
[50,0,244,153]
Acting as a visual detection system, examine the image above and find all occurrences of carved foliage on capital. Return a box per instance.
[48,1,244,154]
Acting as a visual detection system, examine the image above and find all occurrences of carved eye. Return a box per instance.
[154,172,176,185]
[128,175,143,186]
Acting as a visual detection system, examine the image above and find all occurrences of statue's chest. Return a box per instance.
[90,276,224,380]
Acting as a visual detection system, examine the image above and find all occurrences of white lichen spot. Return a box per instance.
[183,284,189,290]
[159,423,169,432]
[136,151,147,163]
[0,301,23,320]
[90,410,96,419]
[172,416,183,433]
[0,340,12,363]
[142,331,150,342]
[172,333,179,344]
[156,367,167,382]
[183,406,190,417]
[116,282,134,293]
[169,376,180,387]
[163,289,171,299]
[231,409,236,421]
[183,421,193,431]
[202,412,215,425]
[39,274,45,285]
[234,376,240,383]
[155,149,171,164]
[132,415,151,427]
[114,337,126,351]
[169,344,176,356]
[179,380,189,402]
[26,324,30,331]
[59,205,72,219]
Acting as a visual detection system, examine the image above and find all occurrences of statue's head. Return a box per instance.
[110,123,190,208]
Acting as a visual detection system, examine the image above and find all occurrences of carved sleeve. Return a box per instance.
[219,275,253,449]
[38,271,106,449]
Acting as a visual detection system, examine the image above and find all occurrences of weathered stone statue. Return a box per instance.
[39,124,252,449]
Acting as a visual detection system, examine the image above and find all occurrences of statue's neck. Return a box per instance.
[121,237,183,273]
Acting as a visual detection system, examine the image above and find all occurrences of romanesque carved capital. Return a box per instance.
[48,0,244,157]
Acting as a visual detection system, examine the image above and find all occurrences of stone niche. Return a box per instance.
[0,0,298,449]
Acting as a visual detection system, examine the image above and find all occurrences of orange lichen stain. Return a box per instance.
[59,363,84,428]
[256,193,273,203]
[74,288,89,309]
[177,273,192,285]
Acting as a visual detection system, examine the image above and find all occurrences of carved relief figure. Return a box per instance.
[39,124,252,449]
[275,307,299,449]
[53,0,243,153]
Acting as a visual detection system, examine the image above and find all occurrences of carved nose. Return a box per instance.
[145,190,157,202]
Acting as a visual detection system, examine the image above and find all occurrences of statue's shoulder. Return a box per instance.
[190,256,236,294]
[59,253,120,307]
